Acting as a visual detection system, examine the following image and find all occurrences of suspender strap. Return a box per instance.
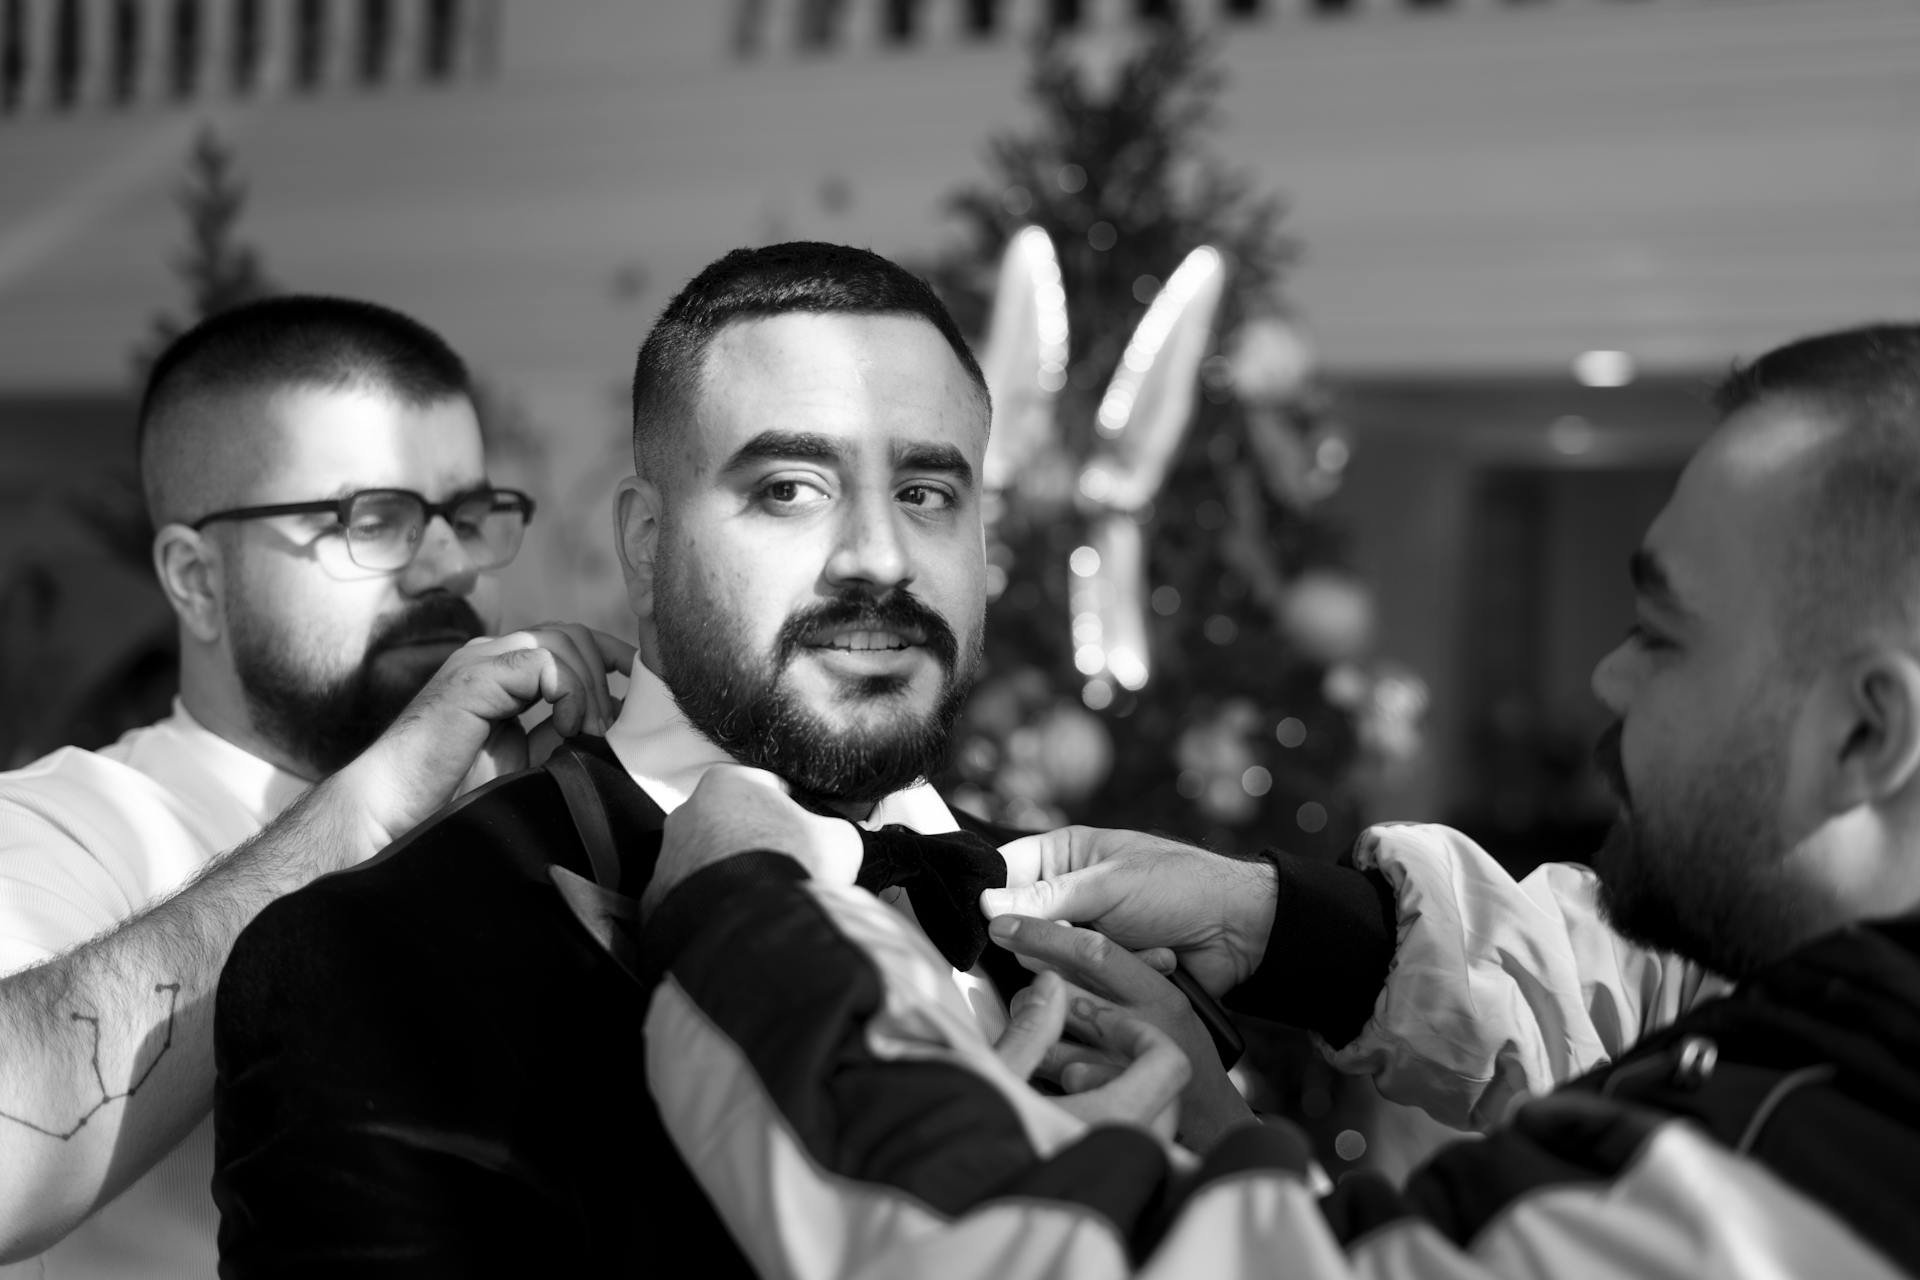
[546,743,624,890]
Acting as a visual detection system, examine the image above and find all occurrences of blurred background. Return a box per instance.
[2,0,1916,1178]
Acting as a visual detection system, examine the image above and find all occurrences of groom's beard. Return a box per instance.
[656,583,980,807]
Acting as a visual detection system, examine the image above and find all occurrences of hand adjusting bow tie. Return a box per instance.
[550,819,1009,977]
[852,825,1008,972]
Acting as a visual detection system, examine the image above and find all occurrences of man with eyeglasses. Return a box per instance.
[0,295,628,1280]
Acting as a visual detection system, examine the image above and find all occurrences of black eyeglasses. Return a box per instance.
[189,488,537,573]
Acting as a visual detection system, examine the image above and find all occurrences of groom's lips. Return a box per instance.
[805,625,927,652]
[801,626,931,679]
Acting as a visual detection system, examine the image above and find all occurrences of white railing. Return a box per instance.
[0,0,500,117]
[733,0,1657,56]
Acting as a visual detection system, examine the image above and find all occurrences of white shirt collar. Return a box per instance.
[605,661,1005,1039]
[603,660,961,835]
[160,698,311,827]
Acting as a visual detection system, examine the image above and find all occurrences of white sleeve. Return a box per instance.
[0,797,134,977]
[642,846,1890,1280]
[1323,823,1730,1130]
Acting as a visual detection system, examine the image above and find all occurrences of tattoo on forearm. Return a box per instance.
[0,983,182,1140]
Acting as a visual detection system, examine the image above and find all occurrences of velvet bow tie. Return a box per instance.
[549,820,1010,980]
[852,825,1008,971]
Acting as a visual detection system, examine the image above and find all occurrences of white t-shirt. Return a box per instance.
[0,703,306,1280]
[606,662,1010,1041]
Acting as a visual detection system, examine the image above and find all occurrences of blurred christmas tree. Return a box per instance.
[1,128,279,765]
[134,125,282,381]
[931,23,1401,860]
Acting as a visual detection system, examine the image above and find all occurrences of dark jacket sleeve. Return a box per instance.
[213,882,586,1277]
[640,847,1908,1280]
[1224,850,1398,1047]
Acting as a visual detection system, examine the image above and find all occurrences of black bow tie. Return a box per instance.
[550,818,1009,979]
[853,825,1008,971]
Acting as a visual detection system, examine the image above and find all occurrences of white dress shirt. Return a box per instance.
[605,662,1009,1040]
[0,703,307,1280]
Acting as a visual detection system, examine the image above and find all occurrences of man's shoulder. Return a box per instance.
[236,751,640,957]
[310,764,579,907]
[222,767,582,1013]
[0,735,165,818]
[0,731,217,885]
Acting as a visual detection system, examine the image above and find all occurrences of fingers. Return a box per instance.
[544,623,636,726]
[980,862,1119,926]
[581,627,637,677]
[520,625,608,736]
[1038,1038,1117,1082]
[647,766,827,921]
[489,623,637,738]
[993,825,1126,889]
[987,916,1168,1007]
[994,828,1073,888]
[523,718,564,767]
[1051,998,1189,1138]
[431,623,631,738]
[1059,1061,1124,1093]
[993,971,1066,1082]
[1137,947,1177,975]
[411,644,555,731]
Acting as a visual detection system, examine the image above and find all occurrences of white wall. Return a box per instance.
[2,0,1915,393]
[2,0,1912,698]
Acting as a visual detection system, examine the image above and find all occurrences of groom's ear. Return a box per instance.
[614,475,663,622]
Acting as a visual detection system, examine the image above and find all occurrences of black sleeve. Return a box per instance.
[212,884,586,1277]
[1225,850,1398,1048]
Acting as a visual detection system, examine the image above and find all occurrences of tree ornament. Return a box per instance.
[1225,314,1314,405]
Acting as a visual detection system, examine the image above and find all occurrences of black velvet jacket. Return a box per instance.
[211,738,1024,1277]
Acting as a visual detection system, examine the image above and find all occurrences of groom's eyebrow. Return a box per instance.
[894,442,973,489]
[720,431,844,475]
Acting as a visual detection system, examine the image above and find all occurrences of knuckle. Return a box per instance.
[1077,931,1111,967]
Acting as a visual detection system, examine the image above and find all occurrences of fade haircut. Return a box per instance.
[138,294,472,527]
[1716,324,1920,674]
[629,241,989,481]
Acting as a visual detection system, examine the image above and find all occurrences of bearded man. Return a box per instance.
[212,243,1212,1276]
[629,323,1920,1277]
[0,295,626,1279]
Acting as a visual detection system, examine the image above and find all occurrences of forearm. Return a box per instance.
[0,775,375,1260]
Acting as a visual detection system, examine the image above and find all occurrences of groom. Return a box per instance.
[212,242,1160,1274]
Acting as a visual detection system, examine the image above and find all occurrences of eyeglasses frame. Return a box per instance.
[186,487,538,570]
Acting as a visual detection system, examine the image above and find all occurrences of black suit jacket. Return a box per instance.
[212,739,1024,1276]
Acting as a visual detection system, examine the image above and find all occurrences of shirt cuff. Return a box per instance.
[1225,850,1396,1049]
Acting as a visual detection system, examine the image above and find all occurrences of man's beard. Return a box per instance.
[1589,717,1804,979]
[230,593,485,777]
[656,579,980,808]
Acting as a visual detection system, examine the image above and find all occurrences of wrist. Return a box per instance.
[305,756,408,867]
[1221,856,1278,983]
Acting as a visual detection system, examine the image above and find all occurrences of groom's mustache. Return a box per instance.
[774,591,960,672]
